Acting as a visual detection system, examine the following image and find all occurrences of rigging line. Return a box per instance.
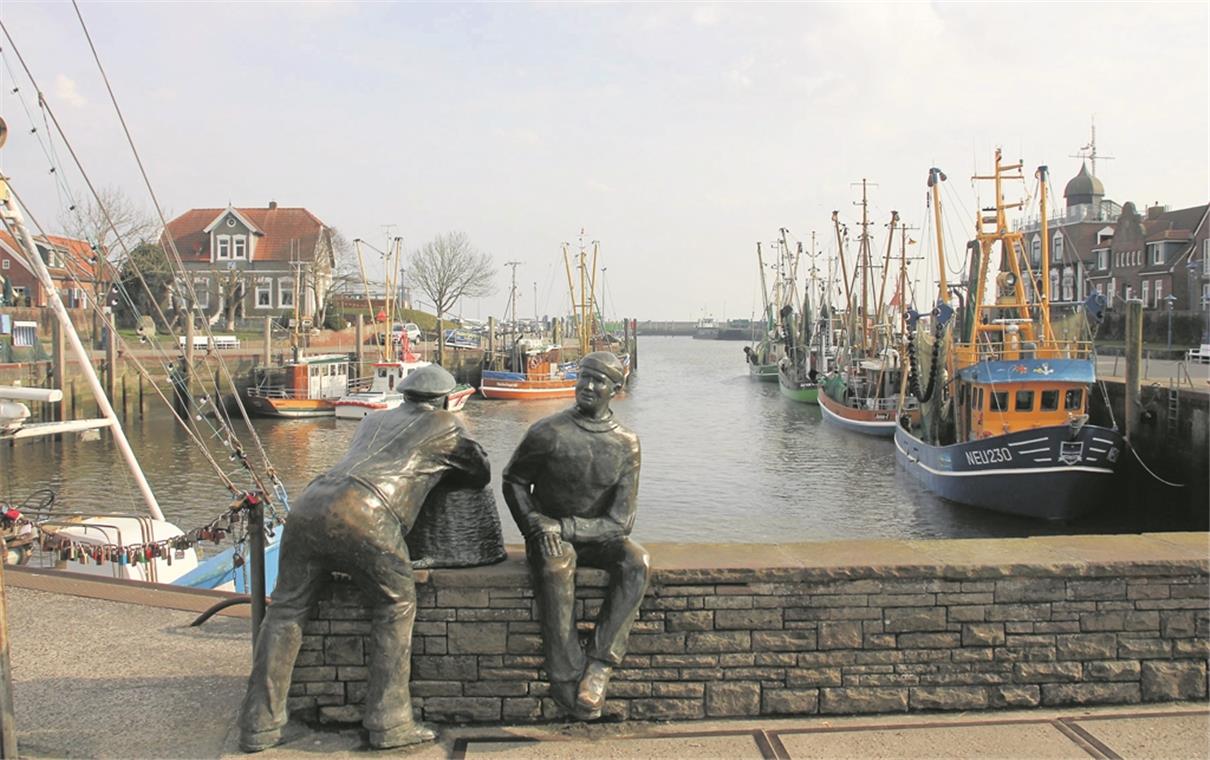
[66,4,278,488]
[3,184,241,493]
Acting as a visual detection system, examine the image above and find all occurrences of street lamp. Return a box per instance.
[1164,293,1178,349]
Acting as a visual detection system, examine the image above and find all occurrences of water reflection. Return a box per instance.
[0,337,1197,543]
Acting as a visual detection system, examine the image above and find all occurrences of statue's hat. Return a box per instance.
[400,364,457,399]
[579,351,625,385]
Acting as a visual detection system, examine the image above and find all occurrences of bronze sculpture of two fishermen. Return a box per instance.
[238,352,649,752]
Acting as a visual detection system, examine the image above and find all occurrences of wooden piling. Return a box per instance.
[263,317,272,369]
[487,316,497,357]
[52,320,65,423]
[354,314,364,376]
[1125,299,1143,440]
[104,315,117,405]
[121,374,128,421]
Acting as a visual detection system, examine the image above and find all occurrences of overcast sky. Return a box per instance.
[1,2,1205,321]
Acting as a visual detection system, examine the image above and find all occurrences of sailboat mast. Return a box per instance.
[876,210,899,328]
[929,167,948,305]
[756,242,770,330]
[587,240,599,345]
[0,175,165,521]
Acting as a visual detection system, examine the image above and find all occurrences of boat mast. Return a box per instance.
[928,167,948,306]
[856,179,872,354]
[0,159,165,520]
[1037,165,1054,342]
[755,242,770,332]
[876,210,899,330]
[831,211,853,345]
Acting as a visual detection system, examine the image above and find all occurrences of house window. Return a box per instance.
[278,277,294,309]
[194,278,210,309]
[1125,285,1133,302]
[1096,249,1107,270]
[1141,280,1150,308]
[1155,280,1163,309]
[1050,270,1059,301]
[1150,244,1163,266]
[216,235,231,260]
[1062,270,1074,302]
[1030,237,1041,265]
[1,259,8,270]
[255,277,273,309]
[233,236,247,260]
[1052,232,1063,263]
[12,321,35,347]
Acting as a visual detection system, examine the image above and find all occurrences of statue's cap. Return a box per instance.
[400,364,457,398]
[579,351,624,385]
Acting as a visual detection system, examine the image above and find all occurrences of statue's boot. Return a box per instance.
[575,660,613,717]
[551,680,599,721]
[368,722,437,750]
[239,729,281,754]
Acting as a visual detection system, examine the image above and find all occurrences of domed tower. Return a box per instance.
[1064,162,1105,209]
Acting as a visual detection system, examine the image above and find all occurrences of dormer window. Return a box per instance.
[216,235,230,259]
[233,235,247,260]
[1096,249,1108,271]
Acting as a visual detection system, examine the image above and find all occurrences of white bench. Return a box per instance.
[179,335,240,350]
[1186,344,1210,364]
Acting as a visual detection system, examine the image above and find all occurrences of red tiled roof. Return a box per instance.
[0,230,97,281]
[163,206,329,263]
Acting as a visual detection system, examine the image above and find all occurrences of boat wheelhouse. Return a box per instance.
[246,353,351,417]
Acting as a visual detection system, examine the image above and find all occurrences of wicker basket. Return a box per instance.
[407,485,507,569]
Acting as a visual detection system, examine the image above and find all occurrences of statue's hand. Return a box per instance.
[524,513,560,537]
[537,530,563,558]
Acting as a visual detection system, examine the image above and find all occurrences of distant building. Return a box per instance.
[1018,162,1122,305]
[162,202,335,326]
[0,231,98,308]
[1085,201,1208,312]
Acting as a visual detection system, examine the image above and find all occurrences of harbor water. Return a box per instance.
[0,337,1197,544]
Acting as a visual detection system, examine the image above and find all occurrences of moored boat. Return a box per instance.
[246,353,351,417]
[894,156,1124,520]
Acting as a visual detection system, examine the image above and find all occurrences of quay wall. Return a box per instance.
[290,533,1209,725]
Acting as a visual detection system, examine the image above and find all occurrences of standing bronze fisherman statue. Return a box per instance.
[238,365,490,752]
[504,351,651,719]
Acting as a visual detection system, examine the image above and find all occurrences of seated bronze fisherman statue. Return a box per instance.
[238,364,490,752]
[503,351,651,720]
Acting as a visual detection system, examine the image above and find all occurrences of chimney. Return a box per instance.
[268,201,278,210]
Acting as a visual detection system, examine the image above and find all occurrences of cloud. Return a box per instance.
[54,74,86,108]
[691,5,721,27]
[728,57,754,89]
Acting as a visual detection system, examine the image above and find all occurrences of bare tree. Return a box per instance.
[408,231,496,363]
[311,228,358,329]
[60,185,160,343]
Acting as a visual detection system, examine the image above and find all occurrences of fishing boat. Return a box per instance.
[894,155,1125,520]
[818,184,919,436]
[778,232,832,404]
[481,233,629,400]
[245,352,351,417]
[745,239,788,381]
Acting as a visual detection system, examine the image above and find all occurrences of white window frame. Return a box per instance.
[1030,237,1041,264]
[216,235,231,260]
[1141,280,1150,308]
[233,235,247,260]
[1,259,8,270]
[13,320,35,347]
[278,277,294,309]
[1125,285,1134,302]
[1061,270,1074,302]
[1154,280,1163,309]
[254,277,273,309]
[1049,270,1060,301]
[1150,244,1162,266]
[1052,232,1063,263]
[1096,249,1107,270]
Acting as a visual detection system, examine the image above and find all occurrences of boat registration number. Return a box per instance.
[965,447,1014,466]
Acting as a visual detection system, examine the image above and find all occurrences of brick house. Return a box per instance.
[0,231,99,308]
[1085,201,1209,312]
[1017,162,1121,306]
[162,203,335,327]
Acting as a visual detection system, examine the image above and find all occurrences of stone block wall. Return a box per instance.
[288,534,1210,724]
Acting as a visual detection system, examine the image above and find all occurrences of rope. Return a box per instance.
[1128,441,1185,488]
